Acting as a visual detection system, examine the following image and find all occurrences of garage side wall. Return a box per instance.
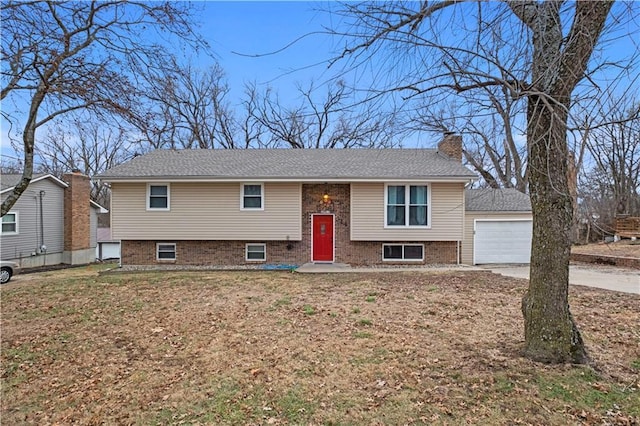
[462,212,533,265]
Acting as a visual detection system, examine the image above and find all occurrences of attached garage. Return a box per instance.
[462,188,533,265]
[473,219,532,264]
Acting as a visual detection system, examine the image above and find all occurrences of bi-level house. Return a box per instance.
[98,135,533,267]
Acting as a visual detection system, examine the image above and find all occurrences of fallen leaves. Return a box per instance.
[1,268,638,425]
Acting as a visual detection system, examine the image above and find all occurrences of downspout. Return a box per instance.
[39,190,46,253]
[456,241,460,265]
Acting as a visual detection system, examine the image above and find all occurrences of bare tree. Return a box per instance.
[251,80,399,148]
[331,1,636,363]
[37,118,133,205]
[579,96,640,232]
[136,61,242,150]
[1,0,206,215]
[413,87,529,192]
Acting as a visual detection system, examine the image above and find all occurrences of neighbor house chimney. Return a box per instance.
[438,132,463,161]
[63,170,91,264]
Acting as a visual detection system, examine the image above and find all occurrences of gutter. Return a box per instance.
[96,176,479,184]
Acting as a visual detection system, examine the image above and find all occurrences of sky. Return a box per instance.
[183,1,342,110]
[1,1,340,160]
[2,1,638,161]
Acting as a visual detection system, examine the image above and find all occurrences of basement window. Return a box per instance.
[382,244,424,261]
[246,243,266,261]
[156,243,176,261]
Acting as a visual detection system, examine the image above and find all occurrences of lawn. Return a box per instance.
[1,266,638,425]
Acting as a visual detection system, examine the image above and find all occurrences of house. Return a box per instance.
[463,188,533,264]
[97,135,533,267]
[1,172,107,268]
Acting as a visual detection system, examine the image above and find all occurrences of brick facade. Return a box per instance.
[122,240,306,266]
[63,172,91,251]
[121,182,458,266]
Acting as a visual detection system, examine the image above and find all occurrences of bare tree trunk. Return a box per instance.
[522,95,588,364]
[329,0,617,363]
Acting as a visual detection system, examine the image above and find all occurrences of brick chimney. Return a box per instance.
[63,171,91,264]
[437,132,463,161]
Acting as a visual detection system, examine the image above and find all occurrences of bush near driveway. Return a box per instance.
[1,266,638,424]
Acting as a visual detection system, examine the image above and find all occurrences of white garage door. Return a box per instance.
[474,220,532,264]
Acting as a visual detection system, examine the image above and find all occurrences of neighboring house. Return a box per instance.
[1,172,107,268]
[462,188,533,264]
[96,227,121,261]
[97,135,531,267]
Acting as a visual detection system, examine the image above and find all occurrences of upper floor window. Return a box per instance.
[385,184,429,227]
[241,183,264,210]
[1,212,18,234]
[147,184,170,211]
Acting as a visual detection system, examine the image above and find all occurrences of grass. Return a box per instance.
[302,304,316,315]
[1,265,638,425]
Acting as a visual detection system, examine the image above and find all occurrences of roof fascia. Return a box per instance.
[465,209,532,213]
[99,176,478,184]
[0,174,69,194]
[90,200,109,213]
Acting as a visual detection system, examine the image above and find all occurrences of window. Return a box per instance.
[156,243,176,261]
[246,243,266,261]
[147,184,170,210]
[241,184,264,210]
[383,244,424,261]
[385,184,429,227]
[1,212,18,234]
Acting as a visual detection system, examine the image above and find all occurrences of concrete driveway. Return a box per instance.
[485,264,639,295]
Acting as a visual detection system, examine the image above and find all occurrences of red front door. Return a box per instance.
[312,214,334,262]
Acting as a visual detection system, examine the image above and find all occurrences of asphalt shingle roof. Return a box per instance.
[97,149,477,181]
[465,188,531,212]
[1,173,48,191]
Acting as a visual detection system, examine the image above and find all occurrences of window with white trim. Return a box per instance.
[156,243,176,261]
[147,184,170,210]
[385,184,429,227]
[1,212,18,234]
[241,183,264,210]
[246,243,266,261]
[382,244,424,261]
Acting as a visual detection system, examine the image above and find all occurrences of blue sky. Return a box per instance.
[1,1,339,160]
[2,1,638,160]
[195,1,338,104]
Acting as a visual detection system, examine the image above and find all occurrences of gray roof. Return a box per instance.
[1,173,53,191]
[465,188,531,212]
[1,174,107,211]
[97,149,477,181]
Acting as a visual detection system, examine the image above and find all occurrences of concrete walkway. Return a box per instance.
[484,264,639,295]
[295,263,483,273]
[295,262,639,295]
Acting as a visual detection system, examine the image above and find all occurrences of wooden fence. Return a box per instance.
[616,216,640,238]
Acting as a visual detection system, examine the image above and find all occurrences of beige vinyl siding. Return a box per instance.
[350,182,465,241]
[1,179,65,260]
[462,212,533,265]
[111,182,302,240]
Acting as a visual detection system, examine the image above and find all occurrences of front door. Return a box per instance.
[312,214,334,262]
